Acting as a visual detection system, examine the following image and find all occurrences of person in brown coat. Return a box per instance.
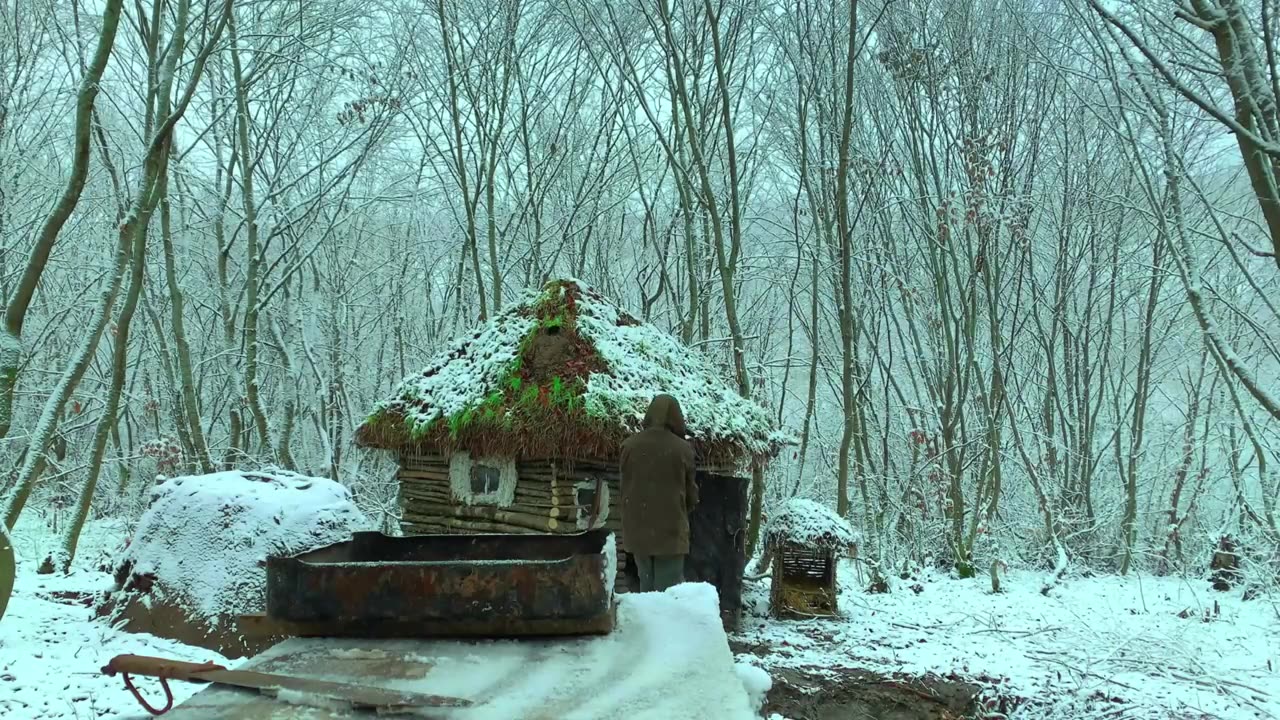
[620,394,699,592]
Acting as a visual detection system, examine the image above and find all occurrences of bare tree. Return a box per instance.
[3,0,231,557]
[0,0,125,441]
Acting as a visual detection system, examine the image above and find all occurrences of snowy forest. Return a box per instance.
[2,0,1280,598]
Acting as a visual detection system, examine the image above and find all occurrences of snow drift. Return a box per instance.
[100,469,369,657]
[175,582,762,720]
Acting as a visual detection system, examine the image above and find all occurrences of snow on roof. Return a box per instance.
[766,498,859,548]
[357,279,788,464]
[118,469,370,623]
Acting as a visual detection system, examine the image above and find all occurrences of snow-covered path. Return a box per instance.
[0,519,228,719]
[1,520,760,720]
[735,563,1280,719]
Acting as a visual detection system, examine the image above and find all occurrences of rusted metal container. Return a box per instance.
[262,529,615,637]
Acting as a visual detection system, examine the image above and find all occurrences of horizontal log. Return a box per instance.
[400,484,588,503]
[399,470,451,481]
[402,504,563,531]
[401,517,551,535]
[398,483,450,495]
[401,493,454,506]
[513,488,583,501]
[399,519,629,555]
[404,498,588,515]
[402,520,541,535]
[399,487,609,507]
[401,464,449,475]
[400,484,621,508]
[400,474,449,484]
[401,512,560,535]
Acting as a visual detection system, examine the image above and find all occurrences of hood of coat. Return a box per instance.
[642,394,688,437]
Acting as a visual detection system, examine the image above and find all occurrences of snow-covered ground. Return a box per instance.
[734,562,1280,719]
[176,582,757,720]
[0,517,229,720]
[1,519,757,720]
[4,518,1277,719]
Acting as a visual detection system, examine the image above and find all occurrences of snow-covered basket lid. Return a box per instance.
[765,498,859,549]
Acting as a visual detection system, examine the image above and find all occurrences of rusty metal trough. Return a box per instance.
[245,529,616,639]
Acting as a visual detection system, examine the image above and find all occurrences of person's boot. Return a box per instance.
[653,555,685,592]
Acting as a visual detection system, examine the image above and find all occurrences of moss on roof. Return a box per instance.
[355,279,786,466]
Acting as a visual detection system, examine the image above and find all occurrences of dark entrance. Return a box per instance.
[621,472,748,630]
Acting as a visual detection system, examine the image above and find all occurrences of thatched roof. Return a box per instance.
[355,279,786,466]
[766,498,859,549]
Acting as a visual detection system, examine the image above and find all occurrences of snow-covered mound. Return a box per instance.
[103,469,369,656]
[734,660,773,713]
[765,498,859,549]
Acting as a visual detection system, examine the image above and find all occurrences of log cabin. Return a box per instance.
[355,279,785,627]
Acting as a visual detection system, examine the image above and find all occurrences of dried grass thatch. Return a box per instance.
[356,279,787,466]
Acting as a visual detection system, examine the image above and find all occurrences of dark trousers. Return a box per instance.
[633,554,685,592]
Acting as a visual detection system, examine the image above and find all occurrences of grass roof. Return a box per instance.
[355,279,786,466]
[766,498,860,549]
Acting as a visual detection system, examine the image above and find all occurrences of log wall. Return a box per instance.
[397,453,630,592]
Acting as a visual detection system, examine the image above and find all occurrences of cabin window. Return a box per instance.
[471,464,502,495]
[575,478,610,529]
[576,484,597,512]
[449,451,517,506]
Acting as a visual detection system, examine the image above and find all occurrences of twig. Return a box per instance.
[1023,651,1141,693]
[1166,671,1272,700]
[967,625,1065,640]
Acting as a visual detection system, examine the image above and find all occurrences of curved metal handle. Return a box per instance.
[102,654,225,681]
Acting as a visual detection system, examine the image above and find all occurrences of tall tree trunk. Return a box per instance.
[53,202,149,573]
[160,192,214,472]
[0,0,125,440]
[1121,206,1165,575]
[831,0,860,518]
[229,15,272,457]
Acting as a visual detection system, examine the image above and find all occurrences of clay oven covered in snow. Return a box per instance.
[355,279,783,625]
